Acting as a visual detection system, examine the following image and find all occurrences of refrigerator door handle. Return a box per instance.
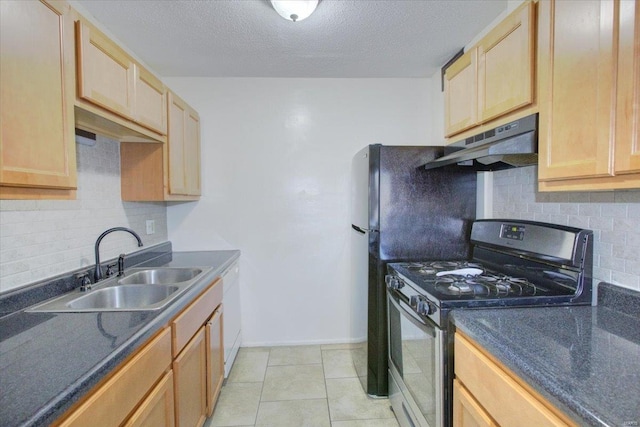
[352,224,378,234]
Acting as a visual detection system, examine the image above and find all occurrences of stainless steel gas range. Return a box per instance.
[385,219,594,427]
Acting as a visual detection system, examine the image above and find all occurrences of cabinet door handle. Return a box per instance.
[208,307,222,325]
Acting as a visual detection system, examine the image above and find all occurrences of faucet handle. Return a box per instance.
[76,273,92,292]
[105,263,117,278]
[117,253,126,277]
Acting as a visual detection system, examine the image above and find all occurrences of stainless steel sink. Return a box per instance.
[66,285,180,310]
[27,267,211,313]
[117,268,202,285]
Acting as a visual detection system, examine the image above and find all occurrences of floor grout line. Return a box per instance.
[209,345,398,427]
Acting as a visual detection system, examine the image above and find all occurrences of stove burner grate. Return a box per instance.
[433,273,537,297]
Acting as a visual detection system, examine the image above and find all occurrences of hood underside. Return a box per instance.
[423,114,538,171]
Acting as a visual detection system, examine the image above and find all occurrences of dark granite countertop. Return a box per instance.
[451,283,640,427]
[0,247,240,427]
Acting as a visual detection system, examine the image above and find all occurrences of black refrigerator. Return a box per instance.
[350,144,477,397]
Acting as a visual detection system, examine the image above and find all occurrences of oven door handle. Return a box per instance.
[389,285,411,306]
[388,288,433,331]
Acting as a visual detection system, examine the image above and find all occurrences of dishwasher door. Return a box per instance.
[222,261,241,377]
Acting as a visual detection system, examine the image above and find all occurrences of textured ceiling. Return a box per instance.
[74,0,507,78]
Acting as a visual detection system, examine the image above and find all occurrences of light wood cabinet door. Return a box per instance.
[76,20,135,120]
[185,108,202,196]
[538,0,640,191]
[444,49,478,137]
[134,64,167,135]
[171,278,222,358]
[173,327,208,427]
[120,91,201,201]
[124,370,175,427]
[538,0,616,181]
[168,91,201,197]
[206,307,224,416]
[168,92,188,195]
[478,1,534,123]
[56,328,172,427]
[453,380,497,427]
[454,333,573,427]
[615,0,640,174]
[0,0,77,193]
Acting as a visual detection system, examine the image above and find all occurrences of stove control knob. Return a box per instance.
[409,295,421,308]
[385,275,404,290]
[416,299,437,316]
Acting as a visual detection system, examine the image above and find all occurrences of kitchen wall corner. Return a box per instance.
[0,137,168,293]
[491,166,640,291]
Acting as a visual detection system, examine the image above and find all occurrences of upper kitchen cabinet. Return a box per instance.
[538,0,640,191]
[120,90,201,201]
[0,0,77,199]
[444,49,478,137]
[168,91,201,197]
[444,1,535,138]
[75,20,135,122]
[477,0,534,124]
[134,65,168,135]
[615,0,640,175]
[74,19,167,141]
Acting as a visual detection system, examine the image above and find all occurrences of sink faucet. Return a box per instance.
[94,227,143,282]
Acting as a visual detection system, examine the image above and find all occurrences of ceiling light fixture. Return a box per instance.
[270,0,318,22]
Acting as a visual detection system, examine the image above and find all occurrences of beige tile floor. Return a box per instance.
[205,344,400,427]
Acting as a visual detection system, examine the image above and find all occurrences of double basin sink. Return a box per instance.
[28,267,210,313]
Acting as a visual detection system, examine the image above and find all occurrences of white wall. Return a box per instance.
[165,77,437,346]
[0,137,168,292]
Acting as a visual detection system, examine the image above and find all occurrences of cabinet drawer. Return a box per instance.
[454,333,572,427]
[172,278,222,357]
[56,328,172,427]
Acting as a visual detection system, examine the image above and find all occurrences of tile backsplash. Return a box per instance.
[492,166,640,291]
[0,137,168,293]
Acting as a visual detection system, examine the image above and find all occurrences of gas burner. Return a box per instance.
[405,263,437,275]
[429,261,462,269]
[479,275,537,296]
[434,277,491,296]
[391,259,551,300]
[407,263,425,269]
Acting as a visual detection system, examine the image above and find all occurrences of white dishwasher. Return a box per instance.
[222,260,241,378]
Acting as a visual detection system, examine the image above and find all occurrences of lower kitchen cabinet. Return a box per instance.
[453,333,575,427]
[171,278,224,427]
[54,277,225,427]
[125,371,175,427]
[206,307,224,416]
[54,328,172,427]
[174,328,208,427]
[453,379,497,427]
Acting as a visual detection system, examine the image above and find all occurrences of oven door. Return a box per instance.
[387,288,444,427]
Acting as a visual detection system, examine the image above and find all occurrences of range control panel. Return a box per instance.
[500,224,525,241]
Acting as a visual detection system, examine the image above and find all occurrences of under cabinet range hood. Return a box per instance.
[423,114,538,171]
